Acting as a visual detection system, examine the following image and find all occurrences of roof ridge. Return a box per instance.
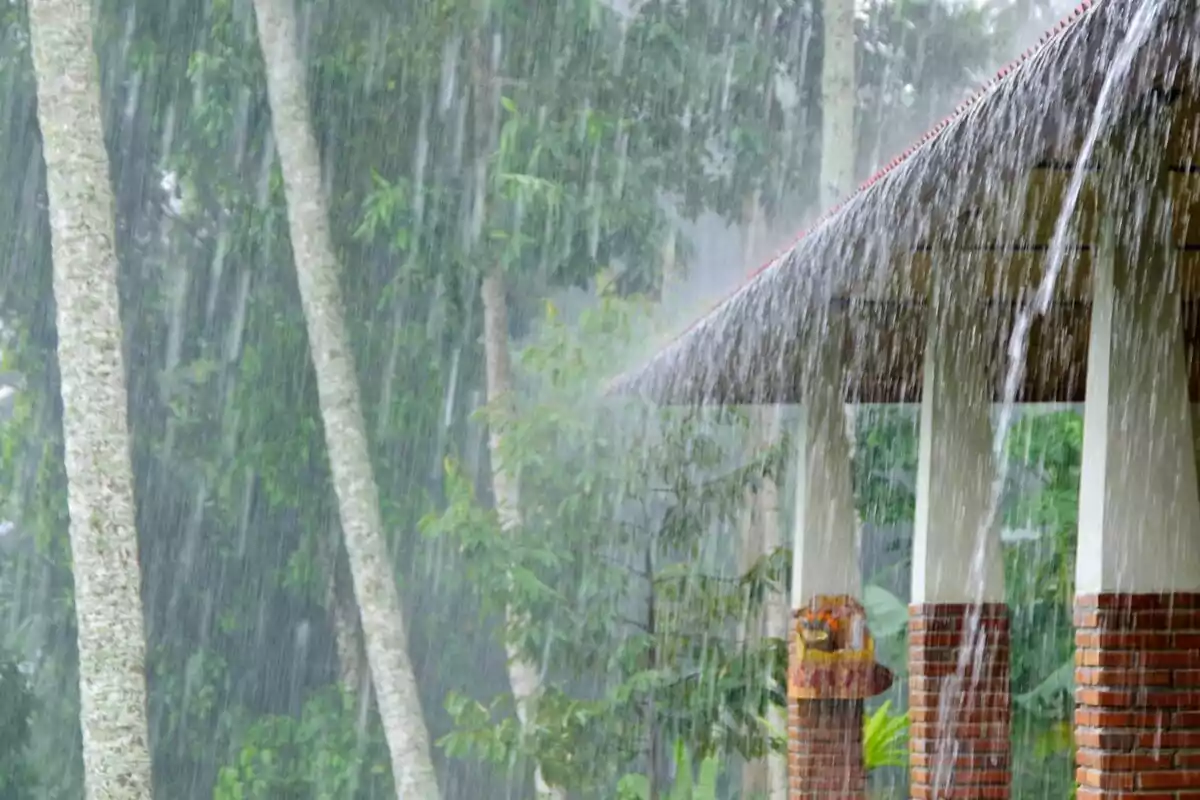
[645,0,1102,364]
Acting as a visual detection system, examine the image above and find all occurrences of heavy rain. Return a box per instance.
[0,0,1195,798]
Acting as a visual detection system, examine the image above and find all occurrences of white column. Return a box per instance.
[911,273,1005,603]
[791,316,860,606]
[1076,218,1200,594]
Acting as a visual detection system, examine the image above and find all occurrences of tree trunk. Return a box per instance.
[740,190,768,268]
[732,190,789,800]
[805,5,860,799]
[324,524,371,703]
[325,528,374,798]
[757,408,788,800]
[26,0,155,797]
[819,0,858,556]
[251,0,441,795]
[480,269,565,799]
[821,0,857,210]
[738,405,787,800]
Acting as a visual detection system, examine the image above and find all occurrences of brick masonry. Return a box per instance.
[908,603,1011,800]
[787,697,866,799]
[1075,592,1200,798]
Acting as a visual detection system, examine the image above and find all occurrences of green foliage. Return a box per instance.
[861,584,910,676]
[1004,412,1081,716]
[0,0,1057,798]
[862,585,909,641]
[617,741,721,800]
[213,688,393,800]
[0,655,37,795]
[1002,412,1082,799]
[863,701,909,771]
[426,298,786,795]
[853,407,919,526]
[850,407,1083,798]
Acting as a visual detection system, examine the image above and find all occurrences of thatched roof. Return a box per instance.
[610,0,1200,405]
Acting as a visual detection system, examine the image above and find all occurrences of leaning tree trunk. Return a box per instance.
[26,1,155,798]
[480,269,565,800]
[322,521,372,706]
[251,0,440,795]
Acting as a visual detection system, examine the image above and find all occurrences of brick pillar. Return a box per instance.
[909,603,1011,799]
[788,697,865,799]
[1074,593,1200,797]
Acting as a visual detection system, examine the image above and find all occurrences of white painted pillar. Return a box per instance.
[1075,219,1200,594]
[787,312,867,799]
[911,274,1004,604]
[908,271,1011,800]
[1072,171,1200,800]
[791,315,860,605]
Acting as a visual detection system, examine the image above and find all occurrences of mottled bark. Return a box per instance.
[25,0,154,797]
[325,528,370,701]
[251,0,441,795]
[480,270,564,799]
[820,0,857,209]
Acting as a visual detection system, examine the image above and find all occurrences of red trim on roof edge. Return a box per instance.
[648,0,1101,357]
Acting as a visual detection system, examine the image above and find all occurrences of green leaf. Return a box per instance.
[616,773,651,800]
[694,753,719,800]
[1015,657,1074,713]
[863,584,910,639]
[863,701,909,770]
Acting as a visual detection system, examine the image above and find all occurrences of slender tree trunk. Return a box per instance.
[821,0,857,210]
[324,528,374,799]
[643,544,661,800]
[324,525,370,702]
[655,224,679,309]
[468,16,562,797]
[733,190,789,800]
[738,192,768,799]
[819,0,858,562]
[805,5,860,800]
[26,1,155,797]
[738,406,787,800]
[757,410,788,800]
[480,270,564,799]
[251,0,441,795]
[741,190,768,269]
[736,498,768,799]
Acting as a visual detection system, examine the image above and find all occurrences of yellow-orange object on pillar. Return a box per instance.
[788,594,894,700]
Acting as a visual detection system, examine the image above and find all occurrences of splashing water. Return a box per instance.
[999,0,1170,442]
[932,0,1172,793]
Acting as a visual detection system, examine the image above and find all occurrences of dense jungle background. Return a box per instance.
[0,0,1083,797]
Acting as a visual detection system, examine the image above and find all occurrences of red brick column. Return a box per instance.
[1074,593,1200,798]
[787,697,866,799]
[908,603,1011,799]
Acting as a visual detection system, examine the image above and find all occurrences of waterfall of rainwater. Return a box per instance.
[930,0,1171,793]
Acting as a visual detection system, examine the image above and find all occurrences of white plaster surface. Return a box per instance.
[911,276,1005,603]
[1076,227,1200,594]
[791,320,862,604]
